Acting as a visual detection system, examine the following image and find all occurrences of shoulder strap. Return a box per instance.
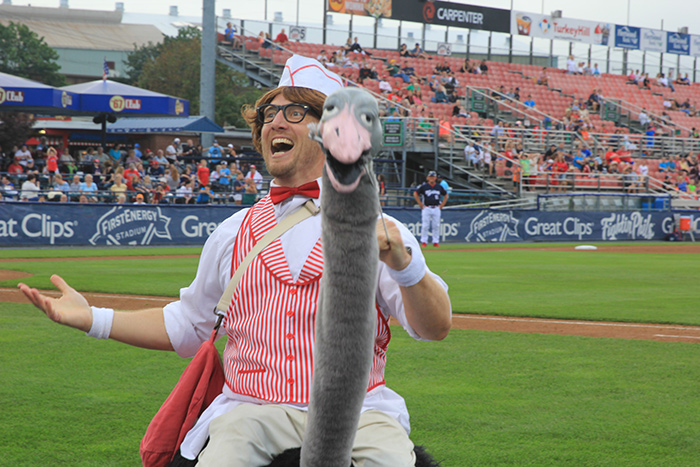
[213,199,321,324]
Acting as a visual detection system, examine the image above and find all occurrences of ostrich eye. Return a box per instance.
[360,113,372,124]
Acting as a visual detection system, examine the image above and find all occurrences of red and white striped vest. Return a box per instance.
[222,196,391,404]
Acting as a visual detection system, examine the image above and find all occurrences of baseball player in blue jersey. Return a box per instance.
[413,171,449,247]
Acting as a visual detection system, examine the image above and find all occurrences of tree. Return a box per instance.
[0,21,64,86]
[0,113,35,155]
[134,28,265,128]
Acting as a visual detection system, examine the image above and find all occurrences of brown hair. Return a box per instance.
[241,86,326,153]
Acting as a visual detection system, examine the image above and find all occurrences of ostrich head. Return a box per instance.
[309,87,383,194]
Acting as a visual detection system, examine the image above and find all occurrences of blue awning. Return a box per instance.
[106,115,224,134]
[61,79,189,117]
[0,71,79,114]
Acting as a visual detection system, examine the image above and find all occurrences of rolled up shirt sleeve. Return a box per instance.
[163,210,247,358]
[375,215,450,341]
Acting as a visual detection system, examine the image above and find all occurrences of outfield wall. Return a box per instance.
[0,201,689,246]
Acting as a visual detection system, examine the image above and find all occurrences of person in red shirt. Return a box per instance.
[552,154,569,192]
[196,159,210,188]
[123,163,140,190]
[274,28,288,44]
[8,156,23,175]
[46,147,59,184]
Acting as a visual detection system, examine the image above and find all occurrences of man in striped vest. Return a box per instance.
[18,55,452,466]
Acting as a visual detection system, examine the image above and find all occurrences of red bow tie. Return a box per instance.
[269,180,320,204]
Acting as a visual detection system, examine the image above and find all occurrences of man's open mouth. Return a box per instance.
[271,137,294,156]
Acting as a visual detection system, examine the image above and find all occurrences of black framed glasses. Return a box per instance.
[256,103,313,124]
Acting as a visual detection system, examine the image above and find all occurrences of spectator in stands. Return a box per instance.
[432,84,448,103]
[79,174,98,201]
[656,72,675,92]
[19,173,40,201]
[243,177,259,204]
[224,22,241,49]
[459,58,474,74]
[274,28,288,44]
[196,159,210,188]
[176,180,195,204]
[133,193,146,205]
[478,60,488,75]
[452,105,468,117]
[109,173,128,199]
[165,138,181,162]
[438,119,454,147]
[378,77,392,93]
[231,170,245,205]
[676,73,691,85]
[464,142,480,167]
[638,108,650,128]
[399,43,410,57]
[566,55,577,74]
[349,36,369,55]
[358,60,377,83]
[537,67,548,86]
[108,144,123,166]
[592,63,601,77]
[524,94,536,107]
[245,164,263,190]
[409,42,426,60]
[587,88,601,111]
[316,49,330,67]
[14,144,33,169]
[196,184,214,204]
[641,73,651,88]
[434,59,451,74]
[627,69,637,83]
[52,173,70,193]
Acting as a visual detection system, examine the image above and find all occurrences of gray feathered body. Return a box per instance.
[301,88,383,467]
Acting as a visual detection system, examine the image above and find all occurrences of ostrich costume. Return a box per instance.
[266,82,440,466]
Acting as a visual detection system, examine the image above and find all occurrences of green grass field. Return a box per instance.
[1,244,699,465]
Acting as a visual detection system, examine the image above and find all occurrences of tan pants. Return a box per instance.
[197,404,416,467]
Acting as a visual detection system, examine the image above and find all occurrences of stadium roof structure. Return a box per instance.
[106,116,224,134]
[0,71,80,115]
[0,4,164,51]
[61,80,189,117]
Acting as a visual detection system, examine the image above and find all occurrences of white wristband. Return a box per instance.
[387,250,427,287]
[86,306,115,339]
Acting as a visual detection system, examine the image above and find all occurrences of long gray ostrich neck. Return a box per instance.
[301,172,379,467]
[301,88,381,467]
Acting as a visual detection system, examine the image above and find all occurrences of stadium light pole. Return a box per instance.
[200,0,216,149]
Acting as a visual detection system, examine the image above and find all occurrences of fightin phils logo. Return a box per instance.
[466,210,521,242]
[89,206,171,245]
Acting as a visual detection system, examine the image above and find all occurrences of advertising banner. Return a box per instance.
[639,28,666,53]
[691,35,700,57]
[511,11,611,46]
[0,202,678,246]
[328,0,510,33]
[666,32,690,55]
[614,25,640,50]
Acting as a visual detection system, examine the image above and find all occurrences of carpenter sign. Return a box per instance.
[329,0,510,33]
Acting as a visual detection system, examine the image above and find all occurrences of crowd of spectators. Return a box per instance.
[0,137,265,205]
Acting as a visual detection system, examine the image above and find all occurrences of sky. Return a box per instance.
[10,0,700,33]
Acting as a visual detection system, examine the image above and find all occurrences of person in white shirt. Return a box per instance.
[20,173,40,201]
[18,55,451,466]
[245,164,264,190]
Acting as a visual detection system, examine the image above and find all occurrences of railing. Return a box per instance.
[466,86,563,129]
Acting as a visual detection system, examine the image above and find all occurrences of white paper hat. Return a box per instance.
[278,55,344,96]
